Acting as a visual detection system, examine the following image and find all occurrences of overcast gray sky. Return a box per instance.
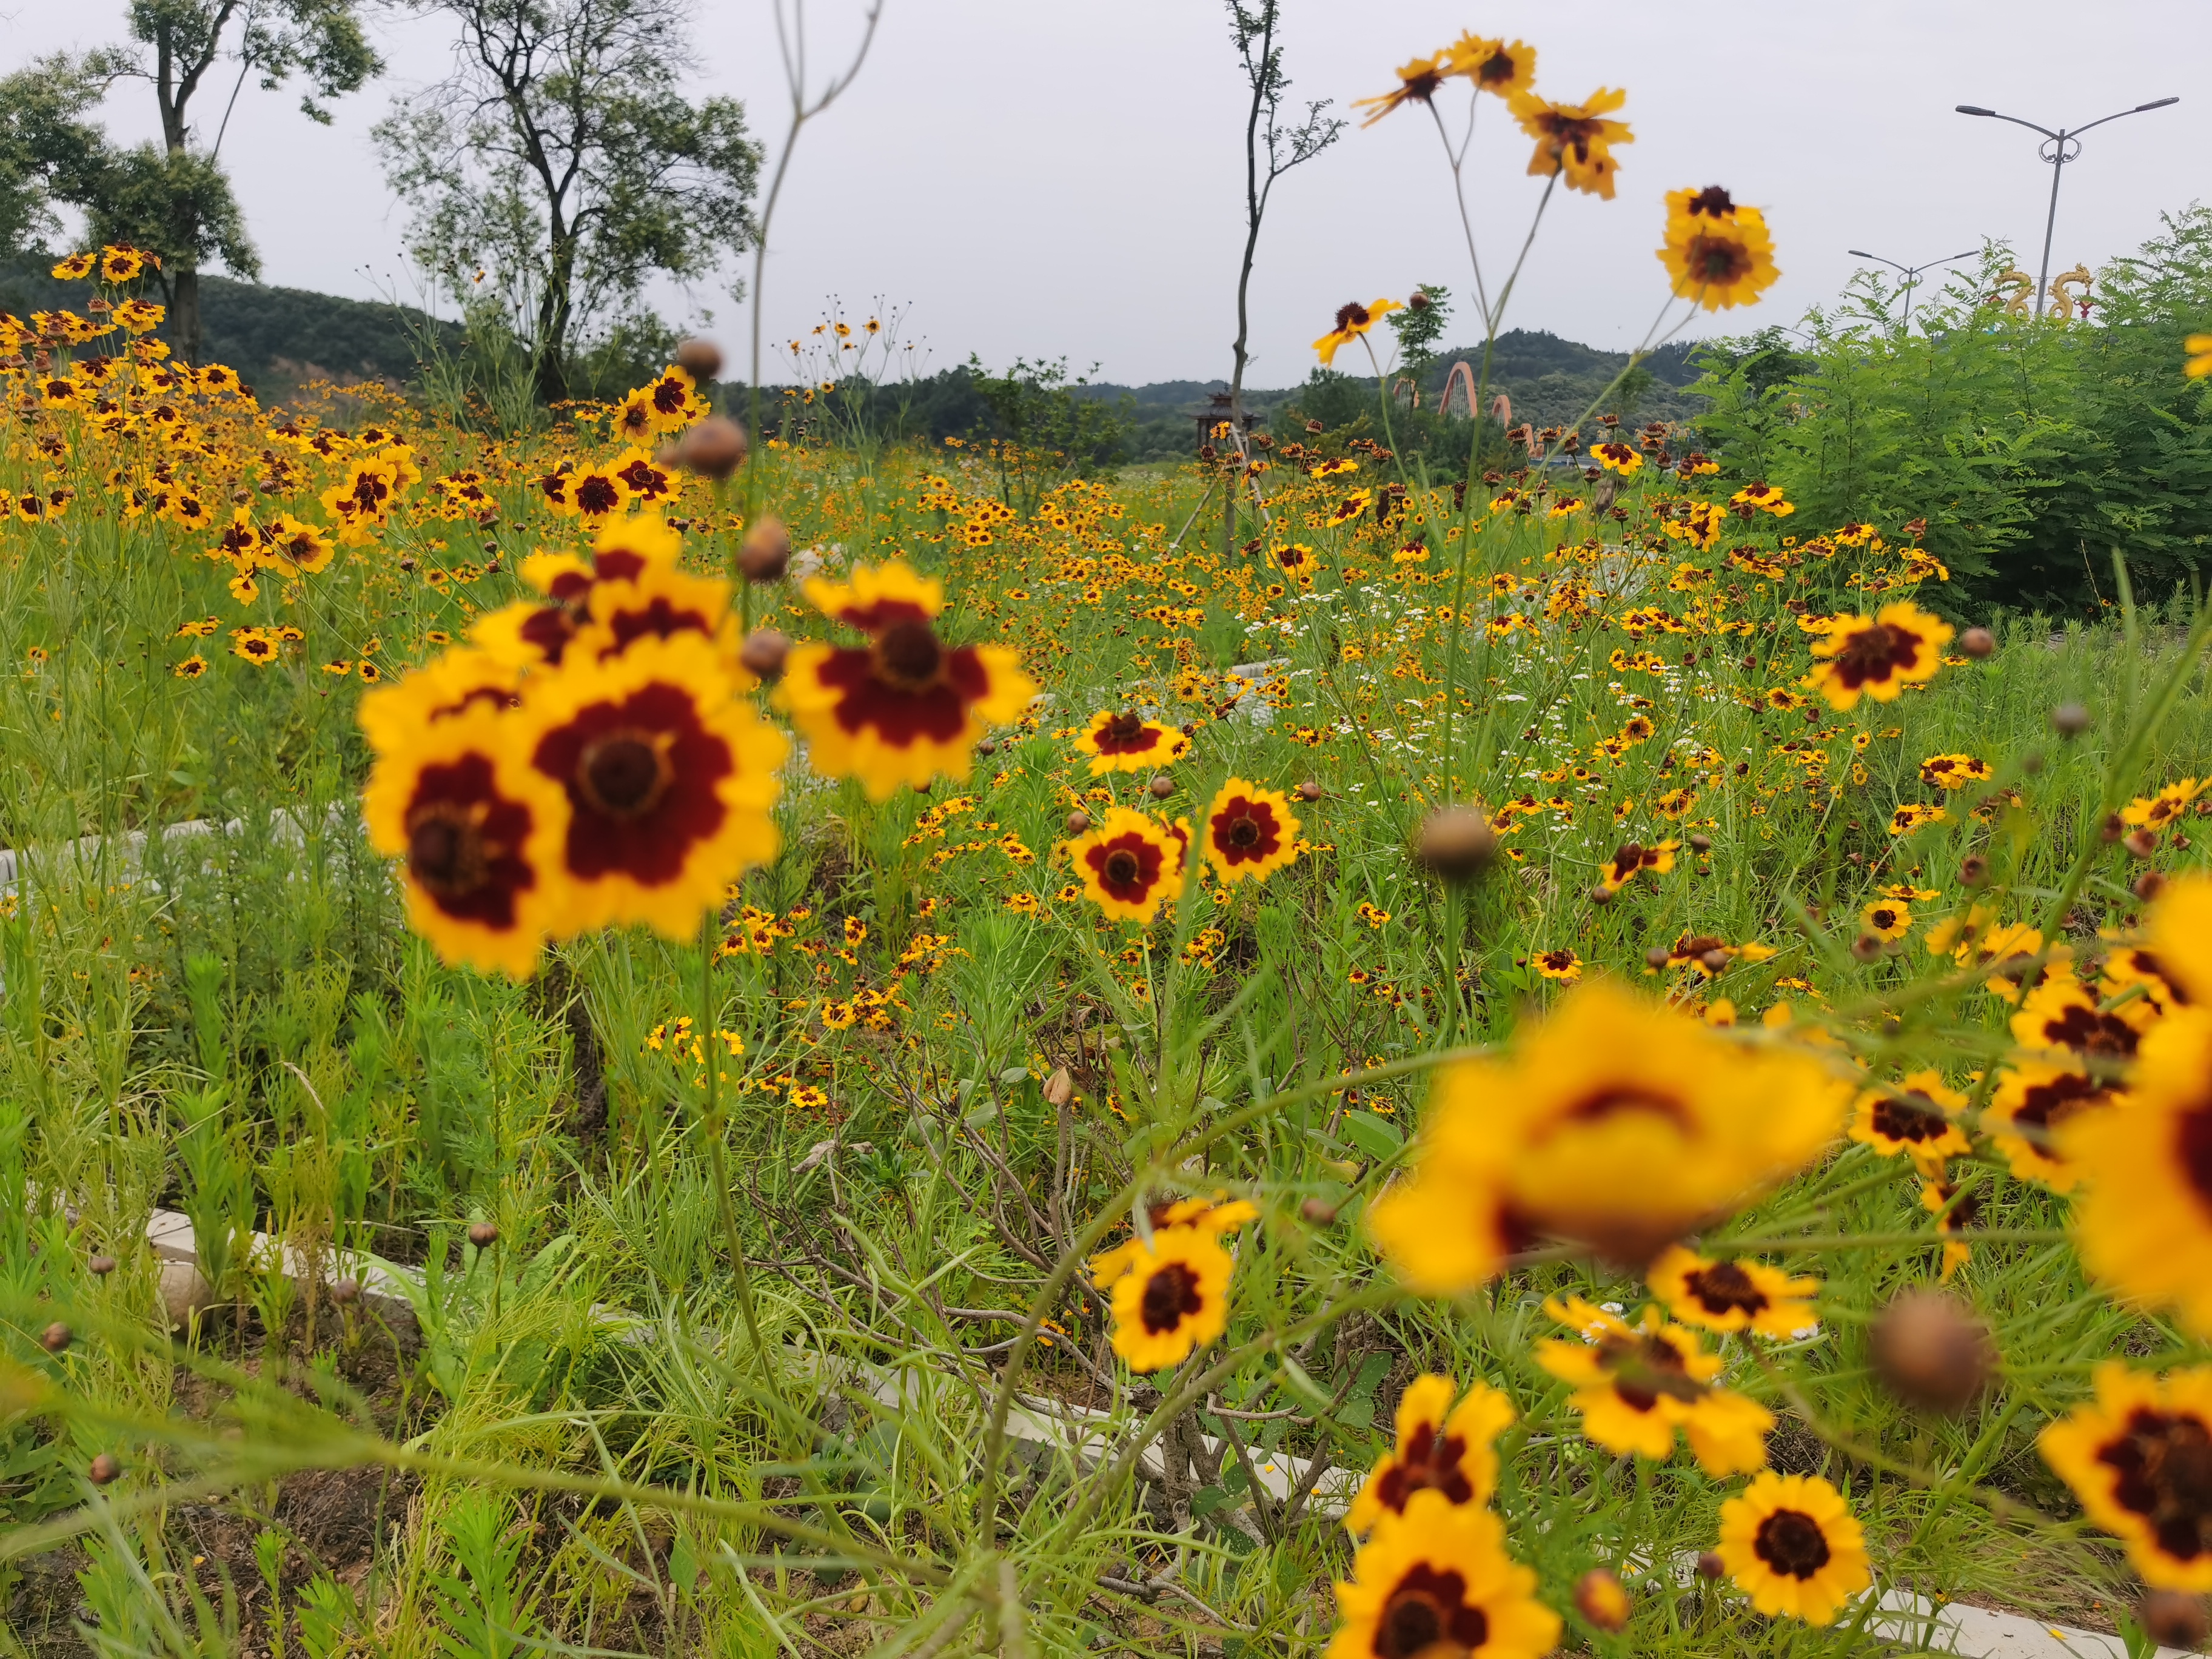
[9,0,2205,386]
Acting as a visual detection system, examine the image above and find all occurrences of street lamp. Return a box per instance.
[1954,98,2179,315]
[1846,248,1980,327]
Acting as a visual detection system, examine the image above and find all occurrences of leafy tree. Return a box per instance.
[0,59,113,258]
[963,356,1131,519]
[375,0,763,406]
[28,2,383,364]
[1387,283,1450,382]
[1694,216,2212,614]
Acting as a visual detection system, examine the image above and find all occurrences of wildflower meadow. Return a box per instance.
[5,12,2212,1659]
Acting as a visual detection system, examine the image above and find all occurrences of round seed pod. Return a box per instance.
[41,1322,71,1353]
[467,1221,499,1250]
[739,628,790,682]
[1148,776,1175,800]
[1416,806,1498,883]
[673,337,724,381]
[675,415,748,480]
[1871,1288,1994,1414]
[1065,811,1091,837]
[2050,703,2091,737]
[1959,626,1996,659]
[88,1452,122,1486]
[737,515,791,581]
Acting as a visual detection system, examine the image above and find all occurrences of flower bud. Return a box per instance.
[1301,1198,1338,1226]
[2140,1591,2208,1651]
[89,1452,122,1486]
[41,1322,71,1353]
[1148,775,1175,800]
[329,1276,360,1305]
[1589,882,1614,905]
[1871,1287,1994,1414]
[1688,833,1712,854]
[1298,779,1323,802]
[2050,703,2091,737]
[88,1253,116,1276]
[675,415,748,479]
[1065,811,1091,837]
[1417,806,1498,883]
[1695,1552,1724,1581]
[1701,948,1731,974]
[1645,947,1671,971]
[1851,934,1886,962]
[738,516,791,582]
[739,628,789,682]
[2135,869,2168,903]
[1960,854,1989,887]
[674,337,724,380]
[2125,829,2159,860]
[1575,1569,1631,1634]
[1043,1068,1073,1107]
[468,1221,499,1249]
[1959,626,1996,659]
[2102,813,2127,843]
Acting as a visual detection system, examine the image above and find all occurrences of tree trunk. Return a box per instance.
[173,264,203,367]
[535,227,576,404]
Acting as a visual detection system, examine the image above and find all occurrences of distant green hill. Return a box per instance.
[0,261,1705,449]
[0,258,453,406]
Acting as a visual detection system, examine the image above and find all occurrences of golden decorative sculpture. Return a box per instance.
[1987,269,2034,317]
[2048,264,2093,320]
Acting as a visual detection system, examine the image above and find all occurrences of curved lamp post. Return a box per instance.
[1954,99,2179,315]
[1846,248,1980,327]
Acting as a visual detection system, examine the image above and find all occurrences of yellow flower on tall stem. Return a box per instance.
[1848,1070,1972,1174]
[521,631,786,939]
[1201,779,1300,886]
[1315,300,1402,366]
[1067,807,1186,924]
[1509,88,1632,198]
[1443,33,1535,96]
[1657,186,1780,310]
[1714,1472,1870,1624]
[1328,1492,1560,1659]
[1345,1375,1515,1536]
[1106,1226,1233,1373]
[776,560,1034,799]
[1803,602,1953,709]
[1370,982,1848,1289]
[1537,1295,1772,1475]
[1073,708,1189,774]
[1352,55,1449,127]
[2187,333,2212,378]
[1646,1245,1818,1338]
[362,702,570,977]
[2040,1362,2212,1589]
[2063,1007,2212,1336]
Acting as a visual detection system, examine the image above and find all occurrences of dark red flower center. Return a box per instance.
[1829,622,1925,689]
[2099,1407,2212,1563]
[1753,1509,1832,1578]
[1686,1262,1769,1318]
[1334,301,1372,333]
[407,807,489,899]
[2009,1070,2103,1139]
[873,618,945,689]
[1872,1090,1952,1145]
[1139,1262,1204,1333]
[1686,185,1736,218]
[1105,848,1141,884]
[1372,1420,1473,1515]
[1687,232,1755,285]
[401,753,535,928]
[577,729,672,820]
[1376,1565,1487,1659]
[1596,1330,1701,1411]
[2036,1002,2140,1059]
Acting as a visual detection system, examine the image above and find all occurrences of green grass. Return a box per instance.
[0,385,2207,1658]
